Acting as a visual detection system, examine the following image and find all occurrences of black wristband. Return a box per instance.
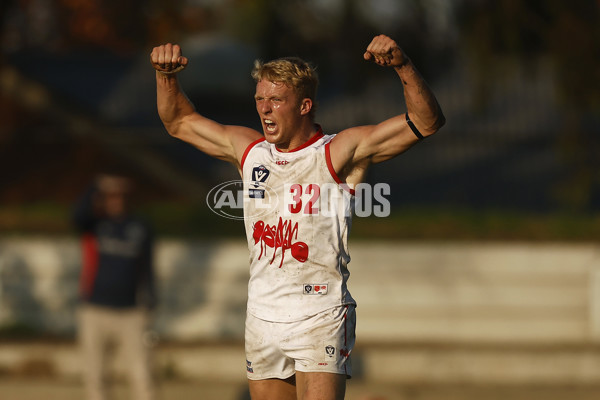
[406,113,424,140]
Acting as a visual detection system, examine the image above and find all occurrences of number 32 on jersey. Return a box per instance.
[282,183,390,218]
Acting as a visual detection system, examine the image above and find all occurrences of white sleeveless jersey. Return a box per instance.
[241,128,356,322]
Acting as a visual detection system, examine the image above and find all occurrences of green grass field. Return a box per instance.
[2,202,600,241]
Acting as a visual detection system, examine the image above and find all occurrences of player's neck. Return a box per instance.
[276,121,319,153]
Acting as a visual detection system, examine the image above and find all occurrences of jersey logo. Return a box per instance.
[325,345,335,357]
[251,165,270,187]
[252,217,308,268]
[250,165,270,199]
[304,284,328,295]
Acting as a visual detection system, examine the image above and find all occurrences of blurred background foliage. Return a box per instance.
[0,0,599,239]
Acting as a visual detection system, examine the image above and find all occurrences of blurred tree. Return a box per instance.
[57,0,148,53]
[1,0,149,54]
[146,0,225,44]
[457,0,600,211]
[224,0,446,94]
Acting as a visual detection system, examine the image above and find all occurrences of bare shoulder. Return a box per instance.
[327,125,375,185]
[329,125,375,164]
[331,114,420,166]
[329,125,374,154]
[178,112,263,166]
[233,126,264,151]
[227,125,264,166]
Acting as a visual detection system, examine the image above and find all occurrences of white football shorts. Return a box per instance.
[245,305,356,380]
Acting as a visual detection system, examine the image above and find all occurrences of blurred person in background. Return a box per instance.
[72,174,156,400]
[151,34,444,400]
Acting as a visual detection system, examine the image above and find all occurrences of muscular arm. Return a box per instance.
[152,44,262,170]
[330,35,445,185]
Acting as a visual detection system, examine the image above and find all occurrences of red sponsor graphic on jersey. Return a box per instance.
[252,217,309,268]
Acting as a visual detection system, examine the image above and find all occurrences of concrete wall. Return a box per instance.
[2,237,600,384]
[350,242,600,345]
[1,238,600,344]
[0,238,600,344]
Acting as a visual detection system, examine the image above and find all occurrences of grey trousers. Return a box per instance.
[78,305,155,400]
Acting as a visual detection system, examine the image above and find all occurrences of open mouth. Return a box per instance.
[264,119,277,133]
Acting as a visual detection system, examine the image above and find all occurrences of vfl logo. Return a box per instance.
[250,165,270,199]
[251,165,270,187]
[325,345,335,358]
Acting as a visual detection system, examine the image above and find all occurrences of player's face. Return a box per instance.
[255,80,303,150]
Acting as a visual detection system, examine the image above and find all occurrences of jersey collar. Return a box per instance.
[275,125,324,153]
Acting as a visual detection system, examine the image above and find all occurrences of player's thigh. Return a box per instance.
[245,312,296,380]
[295,371,346,400]
[248,376,296,400]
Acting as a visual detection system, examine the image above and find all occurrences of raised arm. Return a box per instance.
[151,43,261,169]
[330,35,445,185]
[365,36,445,138]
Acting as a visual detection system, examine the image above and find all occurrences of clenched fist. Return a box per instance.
[150,43,189,75]
[363,34,409,68]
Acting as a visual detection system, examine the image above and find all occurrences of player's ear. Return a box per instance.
[299,98,312,116]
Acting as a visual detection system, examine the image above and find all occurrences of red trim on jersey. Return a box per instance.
[241,137,266,172]
[325,141,355,195]
[275,125,324,153]
[80,233,99,299]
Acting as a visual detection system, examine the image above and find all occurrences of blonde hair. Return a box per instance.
[251,57,319,118]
